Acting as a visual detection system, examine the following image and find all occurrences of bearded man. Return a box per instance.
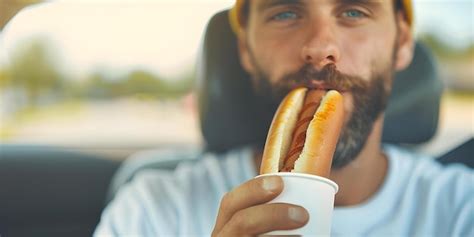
[95,1,473,236]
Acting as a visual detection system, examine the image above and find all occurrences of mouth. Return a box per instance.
[302,81,348,93]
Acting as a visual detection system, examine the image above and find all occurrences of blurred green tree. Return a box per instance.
[0,68,10,90]
[118,70,166,97]
[81,72,111,99]
[420,33,474,61]
[8,38,64,106]
[80,69,195,100]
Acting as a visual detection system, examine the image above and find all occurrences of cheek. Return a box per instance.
[338,27,396,80]
[339,34,373,79]
[249,29,303,84]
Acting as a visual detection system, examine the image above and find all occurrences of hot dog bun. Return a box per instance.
[260,88,344,177]
[260,88,307,174]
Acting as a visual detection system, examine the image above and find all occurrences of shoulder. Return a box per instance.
[385,144,472,188]
[385,145,473,235]
[93,167,182,236]
[94,146,255,236]
[117,145,254,202]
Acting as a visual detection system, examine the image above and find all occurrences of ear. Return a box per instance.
[394,11,415,71]
[237,32,256,75]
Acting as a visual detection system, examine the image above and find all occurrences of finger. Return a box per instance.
[220,203,309,236]
[213,176,283,233]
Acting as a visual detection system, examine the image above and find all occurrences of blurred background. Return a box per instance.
[0,0,472,160]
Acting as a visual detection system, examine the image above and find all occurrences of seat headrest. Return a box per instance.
[197,10,443,153]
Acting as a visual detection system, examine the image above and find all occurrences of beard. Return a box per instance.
[249,58,395,169]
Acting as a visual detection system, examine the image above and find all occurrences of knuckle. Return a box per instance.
[252,178,271,196]
[220,192,233,209]
[228,210,249,231]
[268,204,305,227]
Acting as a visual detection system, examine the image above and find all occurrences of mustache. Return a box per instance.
[275,64,369,94]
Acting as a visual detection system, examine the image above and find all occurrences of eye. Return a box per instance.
[272,11,299,21]
[341,9,366,19]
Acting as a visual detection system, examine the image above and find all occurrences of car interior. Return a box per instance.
[0,9,472,237]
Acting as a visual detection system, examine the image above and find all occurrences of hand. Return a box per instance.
[211,175,309,236]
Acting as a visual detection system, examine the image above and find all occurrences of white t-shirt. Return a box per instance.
[94,145,473,236]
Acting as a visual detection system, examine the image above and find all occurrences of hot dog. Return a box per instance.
[260,88,344,178]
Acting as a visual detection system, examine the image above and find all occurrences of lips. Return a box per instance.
[301,81,347,93]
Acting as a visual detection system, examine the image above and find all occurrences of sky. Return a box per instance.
[0,0,472,80]
[414,0,473,48]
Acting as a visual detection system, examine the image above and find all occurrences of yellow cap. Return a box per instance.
[229,0,413,34]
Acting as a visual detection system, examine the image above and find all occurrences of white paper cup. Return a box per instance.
[255,173,338,237]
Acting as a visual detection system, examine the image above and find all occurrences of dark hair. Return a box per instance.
[239,0,250,27]
[395,0,404,12]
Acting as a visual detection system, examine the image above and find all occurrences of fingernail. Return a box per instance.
[288,207,308,224]
[262,176,279,192]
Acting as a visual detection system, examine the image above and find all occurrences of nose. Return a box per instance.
[301,23,340,70]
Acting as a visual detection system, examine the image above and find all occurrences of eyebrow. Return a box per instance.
[257,0,384,12]
[257,0,305,12]
[338,0,384,8]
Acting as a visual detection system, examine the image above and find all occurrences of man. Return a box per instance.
[95,0,473,236]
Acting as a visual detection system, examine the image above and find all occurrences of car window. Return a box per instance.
[0,0,471,160]
[412,0,473,156]
[0,0,233,159]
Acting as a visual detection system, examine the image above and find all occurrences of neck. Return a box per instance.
[253,116,388,207]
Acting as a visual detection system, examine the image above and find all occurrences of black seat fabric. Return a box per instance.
[197,10,443,153]
[437,138,474,168]
[0,145,120,237]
